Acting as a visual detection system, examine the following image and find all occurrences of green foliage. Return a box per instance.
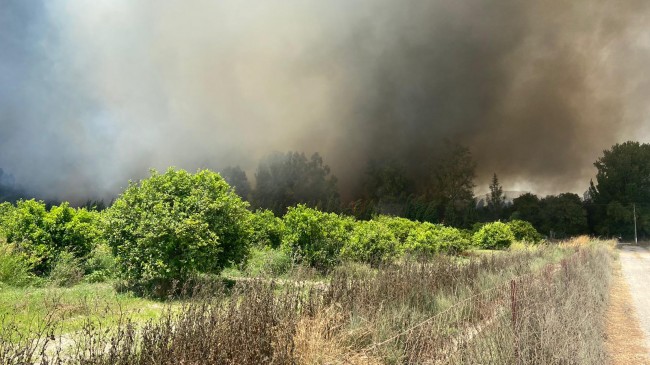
[403,196,438,225]
[0,202,14,236]
[254,152,340,215]
[374,215,419,245]
[282,204,354,270]
[250,209,285,248]
[341,220,398,265]
[49,251,84,287]
[486,173,505,220]
[244,246,292,277]
[471,222,486,233]
[472,221,515,249]
[361,160,414,216]
[3,200,49,271]
[426,223,470,254]
[508,220,542,243]
[104,168,253,292]
[589,141,650,238]
[221,166,252,201]
[84,243,116,283]
[2,200,100,274]
[403,223,470,255]
[45,204,101,258]
[511,193,542,229]
[511,193,588,239]
[425,141,477,227]
[0,243,34,287]
[374,215,470,256]
[539,193,587,238]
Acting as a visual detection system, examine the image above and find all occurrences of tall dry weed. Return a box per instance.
[0,244,613,365]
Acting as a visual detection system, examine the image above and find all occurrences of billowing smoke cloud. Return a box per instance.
[1,0,649,203]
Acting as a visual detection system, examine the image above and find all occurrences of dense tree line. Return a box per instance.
[2,140,647,241]
[0,140,644,297]
[1,168,537,296]
[216,141,648,240]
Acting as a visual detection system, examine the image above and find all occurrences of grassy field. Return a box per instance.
[0,238,614,364]
[0,283,165,335]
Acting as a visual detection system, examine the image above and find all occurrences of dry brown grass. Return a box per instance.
[293,305,382,365]
[606,264,650,365]
[562,235,618,250]
[564,235,592,247]
[0,244,615,364]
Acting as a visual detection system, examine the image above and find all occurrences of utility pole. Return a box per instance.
[634,203,638,245]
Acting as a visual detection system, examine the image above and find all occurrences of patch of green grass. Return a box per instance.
[527,245,568,271]
[0,282,166,335]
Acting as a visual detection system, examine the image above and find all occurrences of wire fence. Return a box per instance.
[361,247,608,364]
[0,246,609,365]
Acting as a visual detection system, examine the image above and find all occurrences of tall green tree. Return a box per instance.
[486,173,505,220]
[511,193,542,229]
[588,141,650,238]
[360,159,414,216]
[221,166,252,201]
[426,142,477,227]
[253,152,340,215]
[539,193,588,238]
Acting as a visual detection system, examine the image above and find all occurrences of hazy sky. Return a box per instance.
[1,0,649,202]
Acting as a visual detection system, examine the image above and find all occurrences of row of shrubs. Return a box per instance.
[0,168,542,294]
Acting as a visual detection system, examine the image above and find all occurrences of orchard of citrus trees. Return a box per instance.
[0,168,541,295]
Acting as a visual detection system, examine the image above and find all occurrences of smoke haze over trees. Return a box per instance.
[252,152,339,215]
[2,0,650,203]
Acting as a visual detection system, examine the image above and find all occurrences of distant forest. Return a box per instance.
[2,141,649,240]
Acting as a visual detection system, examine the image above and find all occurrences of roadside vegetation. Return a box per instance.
[0,168,616,364]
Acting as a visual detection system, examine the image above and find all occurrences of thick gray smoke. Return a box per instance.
[1,0,649,203]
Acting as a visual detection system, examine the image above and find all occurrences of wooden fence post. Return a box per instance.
[510,279,519,364]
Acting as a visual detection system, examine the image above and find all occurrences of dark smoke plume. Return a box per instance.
[1,0,649,203]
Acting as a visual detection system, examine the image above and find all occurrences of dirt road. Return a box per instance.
[607,246,650,364]
[619,244,650,351]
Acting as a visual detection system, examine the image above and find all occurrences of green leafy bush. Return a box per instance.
[374,215,419,245]
[2,200,100,274]
[244,246,292,277]
[282,205,354,270]
[0,243,34,287]
[508,219,542,243]
[3,200,49,271]
[0,202,14,237]
[471,222,486,233]
[341,220,398,265]
[104,168,253,293]
[472,221,515,249]
[250,209,285,248]
[84,243,117,283]
[49,251,84,287]
[402,223,470,255]
[45,204,101,259]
